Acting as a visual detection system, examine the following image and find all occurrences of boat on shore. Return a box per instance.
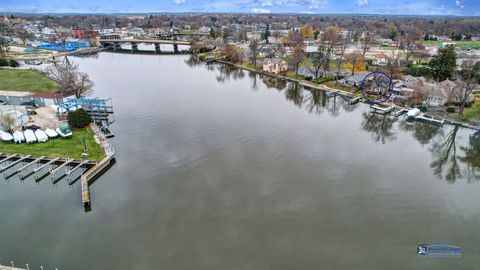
[13,131,25,144]
[0,131,13,142]
[35,129,49,142]
[24,129,36,144]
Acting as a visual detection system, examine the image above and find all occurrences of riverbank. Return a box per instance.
[214,58,479,130]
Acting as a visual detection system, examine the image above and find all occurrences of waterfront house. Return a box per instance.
[339,73,367,87]
[262,58,288,74]
[372,53,388,66]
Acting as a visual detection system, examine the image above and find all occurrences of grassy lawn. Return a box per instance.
[448,94,480,123]
[0,69,59,93]
[240,62,262,71]
[0,128,104,161]
[422,40,480,48]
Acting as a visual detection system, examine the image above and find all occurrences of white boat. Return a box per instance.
[56,124,73,138]
[13,131,25,143]
[0,131,13,142]
[24,130,37,144]
[407,108,421,118]
[45,128,58,138]
[35,129,49,142]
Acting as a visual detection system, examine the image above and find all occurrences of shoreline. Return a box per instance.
[214,59,479,131]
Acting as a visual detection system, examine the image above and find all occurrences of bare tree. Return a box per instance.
[248,37,261,68]
[47,62,94,98]
[456,60,480,115]
[333,40,347,84]
[289,44,306,75]
[0,36,9,58]
[189,36,203,55]
[361,32,374,62]
[386,51,401,79]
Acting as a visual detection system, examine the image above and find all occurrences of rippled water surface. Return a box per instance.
[1,53,480,269]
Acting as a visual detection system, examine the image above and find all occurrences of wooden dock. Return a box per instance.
[81,123,116,209]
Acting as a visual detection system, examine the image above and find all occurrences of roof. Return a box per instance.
[264,58,286,65]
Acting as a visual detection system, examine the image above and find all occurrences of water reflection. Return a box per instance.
[215,64,245,83]
[460,134,480,181]
[201,62,480,183]
[262,76,287,91]
[361,112,397,144]
[430,126,461,183]
[285,83,304,108]
[399,120,442,145]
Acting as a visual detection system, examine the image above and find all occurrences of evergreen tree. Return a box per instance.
[429,46,457,81]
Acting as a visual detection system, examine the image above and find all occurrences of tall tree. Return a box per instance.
[289,44,306,75]
[429,46,457,81]
[456,60,480,115]
[0,36,8,58]
[262,24,270,44]
[248,37,261,68]
[308,44,331,79]
[361,32,374,62]
[333,40,347,84]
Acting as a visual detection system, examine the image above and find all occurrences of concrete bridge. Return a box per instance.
[99,38,190,53]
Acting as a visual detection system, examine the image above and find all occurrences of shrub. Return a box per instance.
[0,59,9,66]
[313,76,335,84]
[418,105,428,112]
[9,60,19,67]
[446,107,456,113]
[68,108,92,128]
[405,65,432,77]
[304,75,313,81]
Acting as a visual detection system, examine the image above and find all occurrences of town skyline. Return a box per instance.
[1,0,478,16]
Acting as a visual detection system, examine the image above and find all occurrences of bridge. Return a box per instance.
[99,38,190,53]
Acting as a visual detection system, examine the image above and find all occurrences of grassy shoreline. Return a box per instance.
[0,69,59,93]
[0,128,105,161]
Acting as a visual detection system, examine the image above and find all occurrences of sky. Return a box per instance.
[1,0,479,15]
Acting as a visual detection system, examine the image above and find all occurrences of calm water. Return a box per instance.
[1,53,480,269]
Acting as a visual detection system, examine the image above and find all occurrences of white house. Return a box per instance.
[372,53,388,66]
[262,58,288,74]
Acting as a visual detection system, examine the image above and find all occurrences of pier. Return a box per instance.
[81,123,116,209]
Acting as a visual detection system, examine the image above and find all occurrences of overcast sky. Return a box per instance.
[1,0,478,15]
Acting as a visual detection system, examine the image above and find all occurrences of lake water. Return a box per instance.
[1,53,480,269]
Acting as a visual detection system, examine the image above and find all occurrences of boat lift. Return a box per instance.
[57,97,115,124]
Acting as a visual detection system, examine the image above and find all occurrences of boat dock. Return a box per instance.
[348,96,361,105]
[371,104,395,114]
[0,124,115,210]
[414,113,445,125]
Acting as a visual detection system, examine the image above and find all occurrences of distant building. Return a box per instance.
[372,53,388,66]
[262,58,288,74]
[73,29,99,39]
